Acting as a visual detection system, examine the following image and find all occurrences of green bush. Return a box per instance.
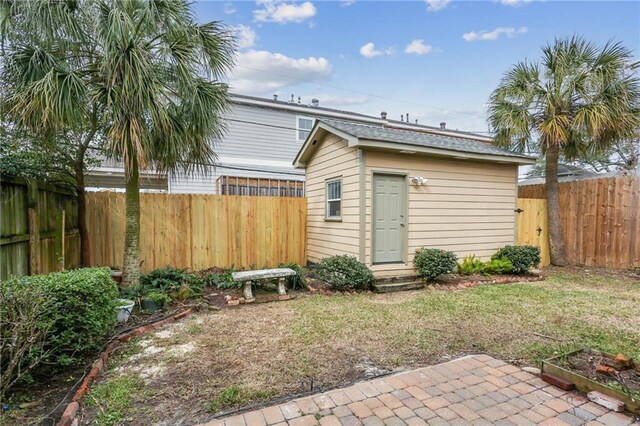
[414,248,458,281]
[458,255,514,275]
[315,255,374,290]
[481,258,514,274]
[210,269,239,289]
[278,262,306,290]
[492,245,540,274]
[0,278,53,399]
[140,266,203,296]
[27,268,118,366]
[457,255,485,275]
[123,266,206,303]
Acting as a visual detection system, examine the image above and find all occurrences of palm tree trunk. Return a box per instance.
[75,163,90,267]
[122,157,141,288]
[545,144,567,266]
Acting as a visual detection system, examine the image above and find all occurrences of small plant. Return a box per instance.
[414,248,458,281]
[458,254,514,276]
[212,269,240,289]
[315,255,374,290]
[140,266,203,296]
[457,255,485,275]
[278,262,306,290]
[147,291,170,308]
[482,258,514,274]
[492,245,540,274]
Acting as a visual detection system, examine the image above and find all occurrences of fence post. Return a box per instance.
[57,209,66,271]
[26,179,40,275]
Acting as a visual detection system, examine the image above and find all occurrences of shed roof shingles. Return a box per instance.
[319,119,534,160]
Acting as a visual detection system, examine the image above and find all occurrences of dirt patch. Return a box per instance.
[561,351,640,393]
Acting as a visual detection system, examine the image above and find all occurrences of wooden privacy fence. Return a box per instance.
[518,176,639,268]
[85,192,307,272]
[1,175,80,280]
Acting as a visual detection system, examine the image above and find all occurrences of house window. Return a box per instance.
[326,178,342,219]
[297,116,314,141]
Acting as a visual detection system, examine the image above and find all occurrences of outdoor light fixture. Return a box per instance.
[410,176,428,185]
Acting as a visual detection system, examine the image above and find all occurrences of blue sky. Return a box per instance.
[193,0,640,133]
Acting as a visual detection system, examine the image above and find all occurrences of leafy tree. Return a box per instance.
[488,37,640,265]
[1,0,234,286]
[0,126,103,266]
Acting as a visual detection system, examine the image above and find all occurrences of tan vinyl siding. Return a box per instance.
[364,150,518,277]
[306,135,360,262]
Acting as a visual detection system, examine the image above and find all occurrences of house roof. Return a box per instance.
[229,93,494,143]
[294,119,537,167]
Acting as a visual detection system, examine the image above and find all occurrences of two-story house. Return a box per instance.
[86,93,494,195]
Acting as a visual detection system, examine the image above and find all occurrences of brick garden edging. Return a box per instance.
[428,274,544,291]
[57,308,193,426]
[310,274,544,296]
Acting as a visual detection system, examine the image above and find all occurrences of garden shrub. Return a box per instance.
[481,258,514,274]
[457,255,485,275]
[124,266,207,303]
[492,245,540,274]
[315,255,374,290]
[210,269,239,289]
[457,255,514,275]
[414,248,457,281]
[0,278,53,399]
[41,268,118,365]
[278,262,306,290]
[140,266,204,297]
[24,268,118,366]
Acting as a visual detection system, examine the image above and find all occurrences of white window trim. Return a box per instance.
[325,177,342,221]
[297,116,314,141]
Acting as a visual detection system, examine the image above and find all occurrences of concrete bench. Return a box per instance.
[232,268,296,302]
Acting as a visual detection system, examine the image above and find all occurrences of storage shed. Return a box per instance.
[293,119,536,278]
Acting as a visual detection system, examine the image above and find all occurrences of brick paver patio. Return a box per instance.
[203,355,639,426]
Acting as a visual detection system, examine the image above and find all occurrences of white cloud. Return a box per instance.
[499,0,533,6]
[223,2,237,14]
[462,26,528,42]
[425,0,451,12]
[359,42,394,58]
[254,1,316,24]
[229,50,332,94]
[340,0,356,6]
[232,25,258,49]
[405,39,434,55]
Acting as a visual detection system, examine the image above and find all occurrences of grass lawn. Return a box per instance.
[79,269,639,425]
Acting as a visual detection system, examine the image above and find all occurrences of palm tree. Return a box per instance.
[2,0,234,286]
[487,37,640,265]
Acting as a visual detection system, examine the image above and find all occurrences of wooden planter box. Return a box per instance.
[541,348,639,414]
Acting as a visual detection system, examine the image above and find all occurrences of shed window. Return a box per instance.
[297,116,314,141]
[326,179,342,219]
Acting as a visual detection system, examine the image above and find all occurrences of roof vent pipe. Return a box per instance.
[415,119,418,124]
[380,111,387,119]
[291,94,295,102]
[273,94,278,101]
[406,113,409,123]
[400,114,404,122]
[298,96,301,104]
[311,98,319,107]
[440,122,446,130]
